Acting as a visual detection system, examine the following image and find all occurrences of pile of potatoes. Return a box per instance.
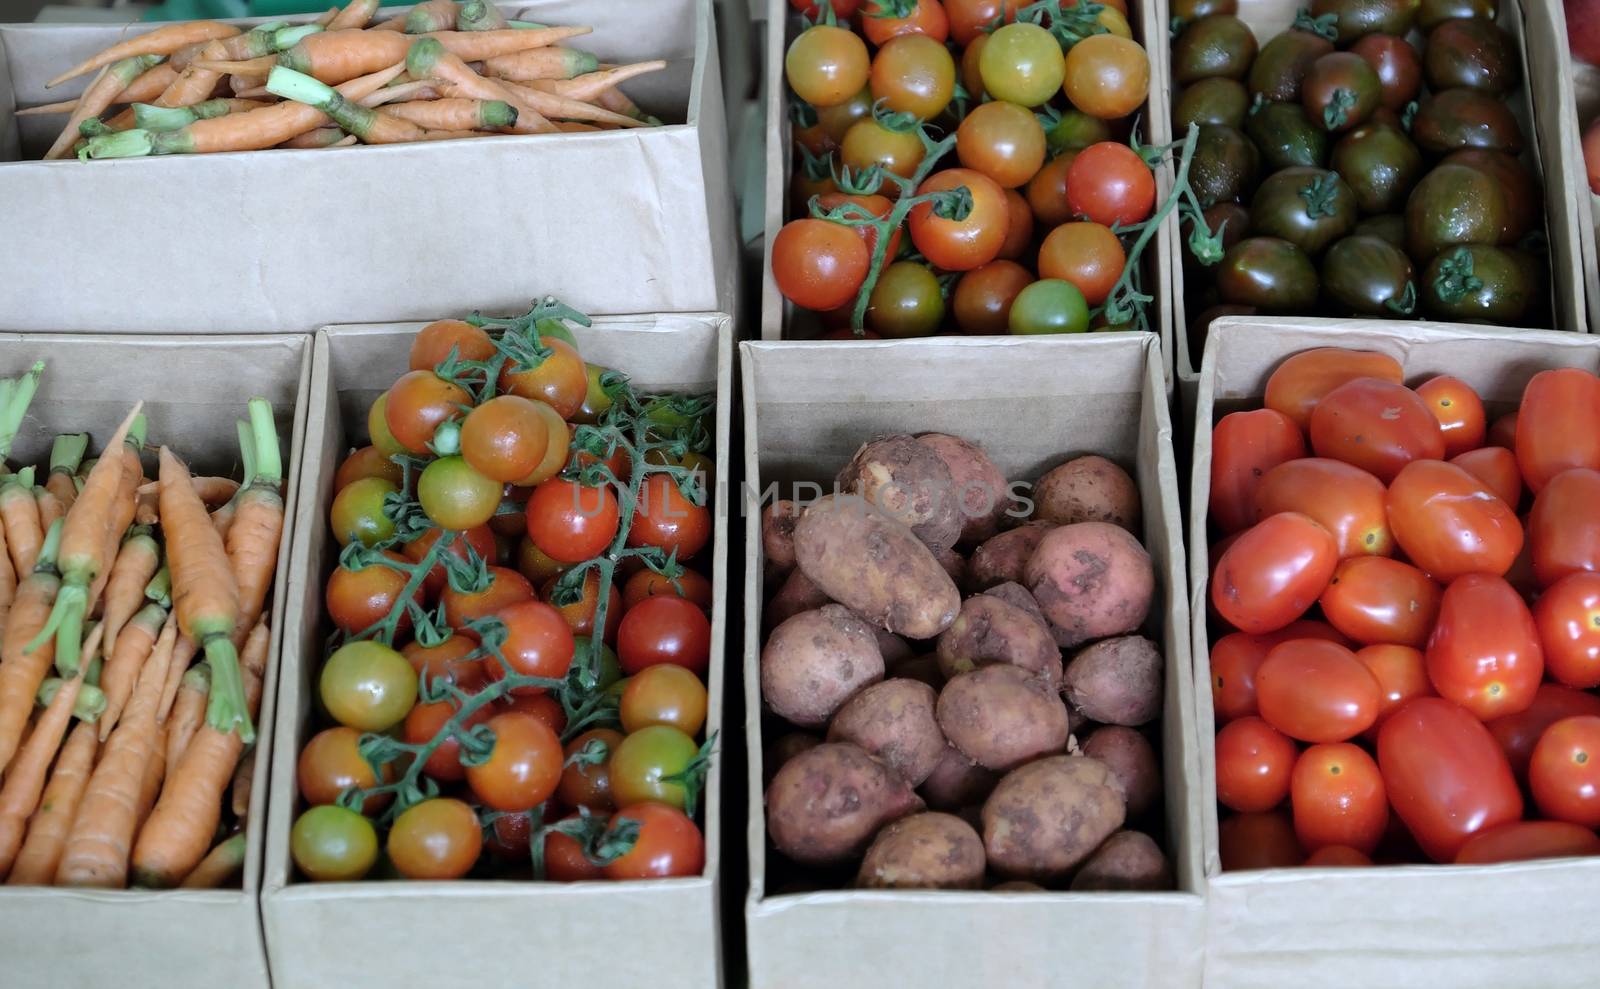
[759,433,1173,892]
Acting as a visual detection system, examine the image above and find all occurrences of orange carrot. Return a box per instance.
[45,434,86,516]
[230,749,253,819]
[363,79,443,105]
[526,61,666,103]
[45,54,163,160]
[328,0,380,30]
[47,22,241,89]
[265,66,468,143]
[595,83,659,124]
[34,488,63,534]
[164,665,209,769]
[0,664,97,876]
[97,602,164,741]
[314,6,340,27]
[0,521,64,777]
[151,39,229,110]
[227,401,285,636]
[405,0,458,34]
[494,77,647,128]
[0,468,43,578]
[132,620,266,887]
[158,638,194,725]
[372,15,407,31]
[271,25,589,86]
[16,63,177,118]
[7,721,97,885]
[136,476,238,508]
[179,831,245,888]
[406,39,554,134]
[98,529,160,668]
[87,421,147,629]
[481,46,598,82]
[136,727,167,831]
[0,526,17,635]
[375,96,516,130]
[54,615,176,887]
[190,54,279,78]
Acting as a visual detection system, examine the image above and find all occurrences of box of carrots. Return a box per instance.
[0,0,738,334]
[0,333,309,989]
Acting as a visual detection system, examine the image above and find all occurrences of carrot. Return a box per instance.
[15,62,177,117]
[0,521,64,778]
[406,39,554,134]
[527,61,667,103]
[54,615,176,887]
[217,21,322,61]
[97,603,165,741]
[0,361,45,465]
[431,26,594,63]
[133,98,269,133]
[595,83,661,125]
[0,663,97,877]
[87,419,148,631]
[363,80,443,105]
[265,66,479,143]
[315,6,340,27]
[157,637,195,726]
[44,54,163,160]
[375,96,516,130]
[227,401,285,637]
[328,0,381,31]
[35,488,63,534]
[277,125,344,149]
[405,0,458,34]
[47,21,241,89]
[45,434,86,515]
[481,46,598,82]
[0,526,16,636]
[179,831,245,888]
[191,54,278,78]
[372,16,408,32]
[7,721,97,884]
[136,476,238,508]
[98,528,160,668]
[272,25,590,86]
[151,40,230,110]
[0,468,43,578]
[27,406,143,681]
[164,665,209,769]
[494,77,648,128]
[457,0,510,31]
[132,619,267,887]
[229,749,253,819]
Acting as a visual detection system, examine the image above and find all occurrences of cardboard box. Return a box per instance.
[1161,0,1588,408]
[755,0,1181,390]
[262,313,733,989]
[0,0,738,332]
[1189,316,1600,989]
[1553,1,1600,332]
[0,331,310,989]
[739,334,1205,989]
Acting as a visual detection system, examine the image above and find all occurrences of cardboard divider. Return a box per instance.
[739,334,1204,988]
[756,0,1180,391]
[262,314,733,988]
[0,0,737,332]
[1549,1,1600,332]
[1163,0,1588,410]
[0,332,311,989]
[1188,315,1600,989]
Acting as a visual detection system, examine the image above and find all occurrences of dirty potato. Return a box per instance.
[766,742,924,866]
[827,679,947,786]
[1081,725,1161,818]
[1069,831,1173,891]
[856,812,987,890]
[968,522,1056,591]
[761,605,885,728]
[1033,455,1141,532]
[763,731,823,786]
[763,500,803,578]
[919,744,1001,810]
[1063,635,1164,727]
[917,433,1009,546]
[1024,522,1154,647]
[982,755,1126,881]
[935,593,1062,683]
[837,435,963,553]
[765,567,833,631]
[936,665,1070,772]
[981,581,1048,625]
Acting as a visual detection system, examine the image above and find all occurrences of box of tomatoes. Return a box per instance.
[260,309,732,986]
[1160,0,1589,408]
[758,0,1182,389]
[1191,316,1600,988]
[740,332,1205,988]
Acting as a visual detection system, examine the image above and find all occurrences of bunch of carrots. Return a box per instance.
[0,365,285,892]
[18,0,667,160]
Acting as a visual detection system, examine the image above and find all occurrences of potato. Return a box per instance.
[982,581,1047,626]
[889,653,945,689]
[1024,522,1154,647]
[936,664,1070,771]
[1064,635,1164,727]
[1033,455,1141,532]
[766,742,924,866]
[1069,831,1173,891]
[1081,726,1160,818]
[875,628,914,667]
[761,605,885,728]
[982,755,1126,880]
[794,495,961,639]
[935,543,968,587]
[855,812,986,890]
[919,744,1000,810]
[917,432,1009,545]
[968,522,1055,591]
[764,731,823,786]
[762,500,803,578]
[827,679,946,786]
[765,567,833,631]
[836,435,962,552]
[935,593,1062,684]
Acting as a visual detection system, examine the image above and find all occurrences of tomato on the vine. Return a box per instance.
[465,711,563,812]
[320,640,417,732]
[498,338,587,421]
[1214,715,1295,813]
[1065,143,1155,226]
[418,455,502,531]
[862,0,950,45]
[543,817,607,882]
[1007,279,1089,334]
[979,22,1063,106]
[442,565,535,633]
[1208,410,1307,536]
[526,478,619,564]
[388,798,482,879]
[409,318,496,371]
[870,33,956,120]
[618,595,713,675]
[403,698,492,783]
[325,553,417,636]
[787,25,872,109]
[488,599,575,693]
[402,636,484,693]
[997,188,1034,259]
[814,191,903,261]
[385,370,470,455]
[558,727,624,811]
[790,0,862,15]
[460,395,551,484]
[956,100,1047,189]
[334,445,402,492]
[952,259,1033,334]
[1037,222,1125,306]
[517,535,572,587]
[945,0,1014,45]
[298,726,393,813]
[1290,743,1387,855]
[1062,33,1149,119]
[330,477,397,548]
[623,568,714,611]
[866,261,946,338]
[603,802,706,880]
[908,168,1009,271]
[1530,716,1600,827]
[627,474,712,561]
[404,524,497,598]
[368,392,407,460]
[291,805,378,882]
[772,218,872,311]
[515,401,571,486]
[543,570,623,644]
[502,691,567,736]
[621,664,709,736]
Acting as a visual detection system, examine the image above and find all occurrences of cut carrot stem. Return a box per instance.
[266,66,432,143]
[0,362,45,465]
[46,21,239,89]
[178,831,246,888]
[145,567,171,609]
[456,1,545,31]
[46,434,86,514]
[46,54,162,160]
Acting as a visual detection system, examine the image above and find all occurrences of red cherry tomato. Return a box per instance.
[771,218,871,311]
[405,525,498,599]
[464,712,563,812]
[1257,638,1380,743]
[1530,716,1600,827]
[617,596,712,676]
[602,802,706,879]
[442,566,535,634]
[1414,375,1486,458]
[1529,468,1600,588]
[1254,457,1392,558]
[488,599,576,694]
[790,0,863,14]
[403,699,492,783]
[1355,644,1433,733]
[907,168,1010,272]
[1319,556,1440,648]
[409,319,496,371]
[385,370,471,455]
[1308,378,1444,483]
[997,189,1034,260]
[1290,743,1387,855]
[814,191,903,262]
[862,0,950,44]
[1036,222,1124,305]
[1454,820,1600,864]
[1209,410,1307,536]
[1516,368,1600,493]
[945,0,1015,45]
[1211,512,1338,634]
[1263,348,1404,432]
[1385,459,1524,582]
[627,474,712,561]
[1218,810,1304,871]
[1448,446,1522,509]
[1425,573,1542,721]
[526,479,619,564]
[1064,142,1156,226]
[1486,683,1600,782]
[1534,572,1600,688]
[1377,697,1523,863]
[1215,716,1297,813]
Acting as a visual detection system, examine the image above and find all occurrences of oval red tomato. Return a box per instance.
[1425,573,1542,721]
[1308,378,1444,483]
[1516,368,1600,493]
[1448,446,1522,509]
[1256,639,1380,743]
[1485,682,1600,781]
[1355,644,1433,733]
[1529,715,1600,827]
[1254,458,1392,559]
[1454,820,1600,864]
[1529,467,1600,588]
[1290,742,1387,855]
[1319,557,1440,648]
[1211,513,1338,635]
[1385,459,1524,582]
[1534,572,1600,689]
[1414,375,1486,458]
[1210,621,1351,723]
[1209,409,1307,535]
[1263,348,1404,432]
[1218,810,1304,870]
[1215,716,1296,813]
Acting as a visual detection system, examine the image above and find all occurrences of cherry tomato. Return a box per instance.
[542,815,607,881]
[403,636,484,693]
[410,319,496,371]
[870,33,956,120]
[618,596,712,676]
[417,456,501,531]
[622,568,713,611]
[1529,468,1600,588]
[558,727,624,811]
[388,798,482,879]
[571,363,615,427]
[330,477,397,548]
[1448,446,1522,509]
[498,338,587,421]
[1308,378,1443,483]
[484,808,535,859]
[1212,512,1338,634]
[1517,368,1600,493]
[334,445,402,492]
[908,168,1009,271]
[979,22,1063,106]
[1065,142,1155,226]
[610,725,703,810]
[625,474,712,561]
[1530,716,1600,827]
[1385,459,1524,582]
[442,565,535,633]
[1290,743,1387,855]
[952,259,1033,334]
[1487,683,1600,781]
[515,402,571,486]
[816,87,874,148]
[1425,573,1542,721]
[1263,348,1404,431]
[486,599,575,693]
[459,395,551,484]
[771,218,871,311]
[945,0,1013,44]
[603,802,706,880]
[1355,644,1433,733]
[516,535,571,587]
[840,117,926,185]
[790,0,863,15]
[1319,557,1440,648]
[1254,458,1391,558]
[1488,410,1518,449]
[1257,638,1380,743]
[1063,34,1149,119]
[525,479,619,564]
[367,392,408,460]
[1209,410,1307,536]
[1304,845,1371,867]
[1037,222,1125,305]
[621,664,708,736]
[786,24,871,108]
[997,189,1034,259]
[1219,810,1304,870]
[815,191,902,261]
[404,524,498,599]
[863,0,950,44]
[325,553,417,636]
[956,100,1047,189]
[403,697,492,783]
[1025,151,1078,226]
[1414,375,1486,457]
[1215,716,1296,813]
[385,370,470,455]
[464,712,563,812]
[298,726,393,814]
[320,641,416,732]
[1377,696,1523,862]
[1455,820,1600,864]
[1007,279,1089,334]
[543,570,623,644]
[292,805,378,882]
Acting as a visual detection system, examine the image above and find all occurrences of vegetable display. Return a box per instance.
[761,433,1172,890]
[18,0,666,161]
[772,0,1216,338]
[1207,347,1600,868]
[0,363,282,890]
[291,300,716,884]
[1175,0,1551,358]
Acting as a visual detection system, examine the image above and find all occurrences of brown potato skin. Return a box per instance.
[766,743,924,866]
[761,605,885,728]
[795,496,961,640]
[1081,725,1161,818]
[1032,455,1142,532]
[917,433,1010,546]
[827,679,947,786]
[1024,522,1154,647]
[1064,635,1164,726]
[856,812,987,890]
[968,522,1056,592]
[762,500,802,578]
[763,731,823,786]
[1069,831,1173,891]
[936,665,1071,772]
[982,581,1047,625]
[765,567,833,631]
[982,755,1127,881]
[919,744,1000,810]
[836,435,963,553]
[935,543,968,587]
[935,594,1063,684]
